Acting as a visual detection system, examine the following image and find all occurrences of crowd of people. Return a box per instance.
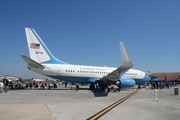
[0,76,118,94]
[146,81,179,89]
[0,77,61,93]
[0,76,179,93]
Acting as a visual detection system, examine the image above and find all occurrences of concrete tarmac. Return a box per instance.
[0,85,180,120]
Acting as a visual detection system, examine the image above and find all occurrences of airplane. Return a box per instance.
[20,28,150,88]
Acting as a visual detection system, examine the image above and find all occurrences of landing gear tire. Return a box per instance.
[118,80,121,92]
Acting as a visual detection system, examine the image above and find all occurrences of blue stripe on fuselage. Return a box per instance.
[47,76,97,83]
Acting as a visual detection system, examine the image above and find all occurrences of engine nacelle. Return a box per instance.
[120,78,135,88]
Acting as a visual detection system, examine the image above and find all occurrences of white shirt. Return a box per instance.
[0,82,3,87]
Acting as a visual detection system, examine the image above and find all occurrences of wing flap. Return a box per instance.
[20,54,44,68]
[101,65,131,81]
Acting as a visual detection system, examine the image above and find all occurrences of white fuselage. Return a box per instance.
[29,64,146,80]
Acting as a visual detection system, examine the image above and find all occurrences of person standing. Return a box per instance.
[3,77,9,93]
[76,83,79,91]
[104,83,108,95]
[0,81,3,93]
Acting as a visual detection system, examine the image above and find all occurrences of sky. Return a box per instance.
[1,0,180,79]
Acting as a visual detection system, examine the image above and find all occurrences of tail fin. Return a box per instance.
[25,28,68,64]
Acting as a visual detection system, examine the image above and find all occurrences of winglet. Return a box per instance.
[100,42,133,81]
[119,41,133,67]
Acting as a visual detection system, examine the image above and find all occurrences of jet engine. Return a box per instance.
[118,78,135,88]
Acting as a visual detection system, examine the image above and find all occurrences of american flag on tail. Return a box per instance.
[30,43,40,49]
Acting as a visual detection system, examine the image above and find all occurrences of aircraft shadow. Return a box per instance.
[92,92,108,97]
[90,90,108,97]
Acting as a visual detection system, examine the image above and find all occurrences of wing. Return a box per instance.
[100,41,133,81]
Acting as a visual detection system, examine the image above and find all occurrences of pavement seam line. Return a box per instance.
[45,104,56,120]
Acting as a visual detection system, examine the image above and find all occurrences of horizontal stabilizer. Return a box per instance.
[20,55,44,68]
